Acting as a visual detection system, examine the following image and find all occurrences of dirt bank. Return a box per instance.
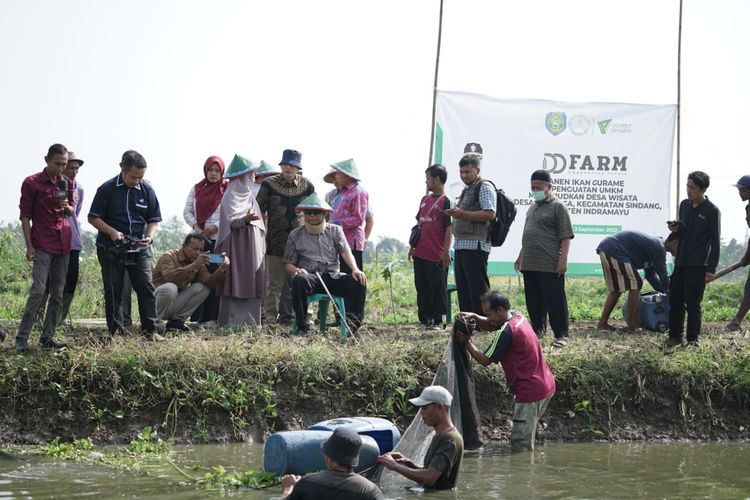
[0,321,748,445]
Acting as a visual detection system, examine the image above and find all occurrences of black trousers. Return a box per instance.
[190,239,220,323]
[64,249,80,294]
[522,270,569,339]
[413,255,448,325]
[339,250,365,317]
[339,250,363,274]
[454,249,490,315]
[668,265,706,341]
[291,272,366,330]
[97,246,158,335]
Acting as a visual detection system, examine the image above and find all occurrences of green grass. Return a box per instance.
[1,225,750,443]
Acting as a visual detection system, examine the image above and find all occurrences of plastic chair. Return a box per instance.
[294,293,348,339]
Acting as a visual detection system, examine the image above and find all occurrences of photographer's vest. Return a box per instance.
[453,178,490,242]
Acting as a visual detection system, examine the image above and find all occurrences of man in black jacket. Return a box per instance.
[666,171,720,347]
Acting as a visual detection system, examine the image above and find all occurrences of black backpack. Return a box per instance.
[483,180,516,247]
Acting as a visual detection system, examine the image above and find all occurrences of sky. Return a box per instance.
[2,0,749,246]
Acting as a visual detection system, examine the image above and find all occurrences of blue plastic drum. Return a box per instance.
[263,430,380,476]
[308,417,401,454]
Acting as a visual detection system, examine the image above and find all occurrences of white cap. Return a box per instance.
[409,385,453,407]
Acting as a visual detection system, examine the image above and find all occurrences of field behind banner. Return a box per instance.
[0,224,747,324]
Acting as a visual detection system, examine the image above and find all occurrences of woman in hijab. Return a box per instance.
[216,155,267,327]
[183,155,227,324]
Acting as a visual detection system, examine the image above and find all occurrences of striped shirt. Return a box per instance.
[453,181,496,253]
[519,194,574,273]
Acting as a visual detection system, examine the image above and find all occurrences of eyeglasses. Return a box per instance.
[303,210,323,216]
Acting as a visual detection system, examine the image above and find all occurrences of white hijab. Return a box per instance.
[216,171,266,271]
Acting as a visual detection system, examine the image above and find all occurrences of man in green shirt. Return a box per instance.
[376,385,464,490]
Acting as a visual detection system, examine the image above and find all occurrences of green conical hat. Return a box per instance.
[224,154,258,178]
[256,160,281,177]
[295,192,333,212]
[330,158,361,181]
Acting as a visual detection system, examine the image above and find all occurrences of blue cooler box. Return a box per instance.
[623,292,669,332]
[263,430,380,476]
[308,417,401,454]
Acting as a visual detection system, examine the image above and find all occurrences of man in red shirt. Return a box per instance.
[15,144,74,352]
[456,291,556,451]
[408,164,453,329]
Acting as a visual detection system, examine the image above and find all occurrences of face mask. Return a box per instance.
[531,190,546,202]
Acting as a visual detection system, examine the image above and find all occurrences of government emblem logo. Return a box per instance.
[545,112,566,136]
[569,114,592,136]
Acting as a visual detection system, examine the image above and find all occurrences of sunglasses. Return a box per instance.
[303,210,323,216]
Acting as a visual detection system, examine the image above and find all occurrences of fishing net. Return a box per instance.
[371,319,482,488]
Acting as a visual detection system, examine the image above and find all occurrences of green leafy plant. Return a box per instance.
[381,261,399,327]
[203,465,281,489]
[126,426,172,454]
[40,437,93,459]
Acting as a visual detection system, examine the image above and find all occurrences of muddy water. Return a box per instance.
[1,441,750,499]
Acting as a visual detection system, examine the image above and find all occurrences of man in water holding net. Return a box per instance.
[456,291,556,451]
[376,385,463,490]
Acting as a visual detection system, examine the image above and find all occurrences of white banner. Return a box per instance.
[435,90,677,275]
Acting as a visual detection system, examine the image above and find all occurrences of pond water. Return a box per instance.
[1,441,749,499]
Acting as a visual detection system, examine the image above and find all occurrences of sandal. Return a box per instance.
[551,337,568,348]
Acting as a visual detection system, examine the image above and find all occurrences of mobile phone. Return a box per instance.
[207,253,224,265]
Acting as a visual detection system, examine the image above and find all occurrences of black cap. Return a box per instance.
[531,169,551,183]
[463,142,483,156]
[321,428,362,467]
[732,175,750,189]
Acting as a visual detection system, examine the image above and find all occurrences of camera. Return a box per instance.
[108,235,144,264]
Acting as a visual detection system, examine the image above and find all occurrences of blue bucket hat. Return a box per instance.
[279,149,302,169]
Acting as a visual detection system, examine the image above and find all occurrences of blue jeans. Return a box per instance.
[17,250,69,344]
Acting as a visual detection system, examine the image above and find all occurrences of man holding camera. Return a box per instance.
[151,234,230,331]
[455,291,555,452]
[88,150,163,341]
[15,144,75,352]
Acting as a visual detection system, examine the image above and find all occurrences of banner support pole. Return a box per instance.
[676,0,683,215]
[428,0,445,166]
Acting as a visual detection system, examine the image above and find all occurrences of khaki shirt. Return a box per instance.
[152,248,224,290]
